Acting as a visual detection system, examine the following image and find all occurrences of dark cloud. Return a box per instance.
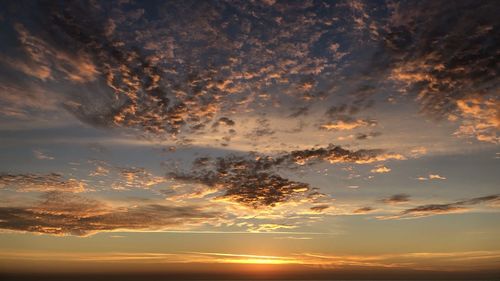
[310,205,330,213]
[247,117,275,138]
[380,194,410,205]
[355,132,382,140]
[382,1,498,112]
[384,195,500,219]
[461,195,500,205]
[0,192,223,236]
[170,154,311,208]
[276,144,404,165]
[212,117,235,128]
[288,106,309,118]
[322,104,378,132]
[353,207,375,214]
[0,173,86,193]
[170,144,403,208]
[0,0,496,144]
[221,172,310,208]
[376,1,500,142]
[0,0,392,141]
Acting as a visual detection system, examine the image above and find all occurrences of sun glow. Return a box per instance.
[221,258,297,265]
[188,252,299,265]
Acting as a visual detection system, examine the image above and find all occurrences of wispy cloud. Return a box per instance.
[380,194,410,205]
[379,195,500,219]
[2,250,500,271]
[0,192,225,236]
[417,174,447,181]
[0,173,86,193]
[33,150,54,160]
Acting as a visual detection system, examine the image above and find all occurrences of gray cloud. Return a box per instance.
[0,191,223,236]
[0,0,496,145]
[353,207,375,214]
[0,173,86,193]
[171,154,311,208]
[170,144,403,208]
[383,195,500,219]
[377,1,499,142]
[0,0,386,141]
[380,194,411,205]
[276,144,404,165]
[310,204,330,213]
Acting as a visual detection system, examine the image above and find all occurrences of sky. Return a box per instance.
[0,0,499,279]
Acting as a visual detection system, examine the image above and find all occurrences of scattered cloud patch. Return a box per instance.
[371,166,391,173]
[379,195,500,219]
[0,173,86,193]
[33,150,54,160]
[417,174,446,181]
[380,194,411,205]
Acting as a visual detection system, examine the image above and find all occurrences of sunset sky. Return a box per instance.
[0,0,499,279]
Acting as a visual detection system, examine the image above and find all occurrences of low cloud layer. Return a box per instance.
[0,192,223,236]
[0,173,86,193]
[381,195,500,219]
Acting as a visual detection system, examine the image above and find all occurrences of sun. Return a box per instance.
[223,258,296,265]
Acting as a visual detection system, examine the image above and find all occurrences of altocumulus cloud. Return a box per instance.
[0,173,86,193]
[1,0,495,145]
[169,144,405,208]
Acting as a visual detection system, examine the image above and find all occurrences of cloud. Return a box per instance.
[380,194,410,205]
[116,167,166,189]
[353,207,375,214]
[355,131,382,140]
[380,1,499,142]
[0,0,386,142]
[452,97,499,143]
[417,174,446,181]
[428,174,446,180]
[380,195,500,219]
[370,166,391,173]
[171,155,313,208]
[278,144,405,165]
[86,160,165,190]
[212,117,235,128]
[288,106,309,118]
[169,144,404,208]
[320,119,376,131]
[33,150,54,160]
[0,173,86,193]
[10,23,98,83]
[0,192,223,236]
[247,223,298,233]
[274,236,313,240]
[0,0,496,148]
[409,146,428,157]
[3,249,500,271]
[310,205,330,213]
[89,165,110,177]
